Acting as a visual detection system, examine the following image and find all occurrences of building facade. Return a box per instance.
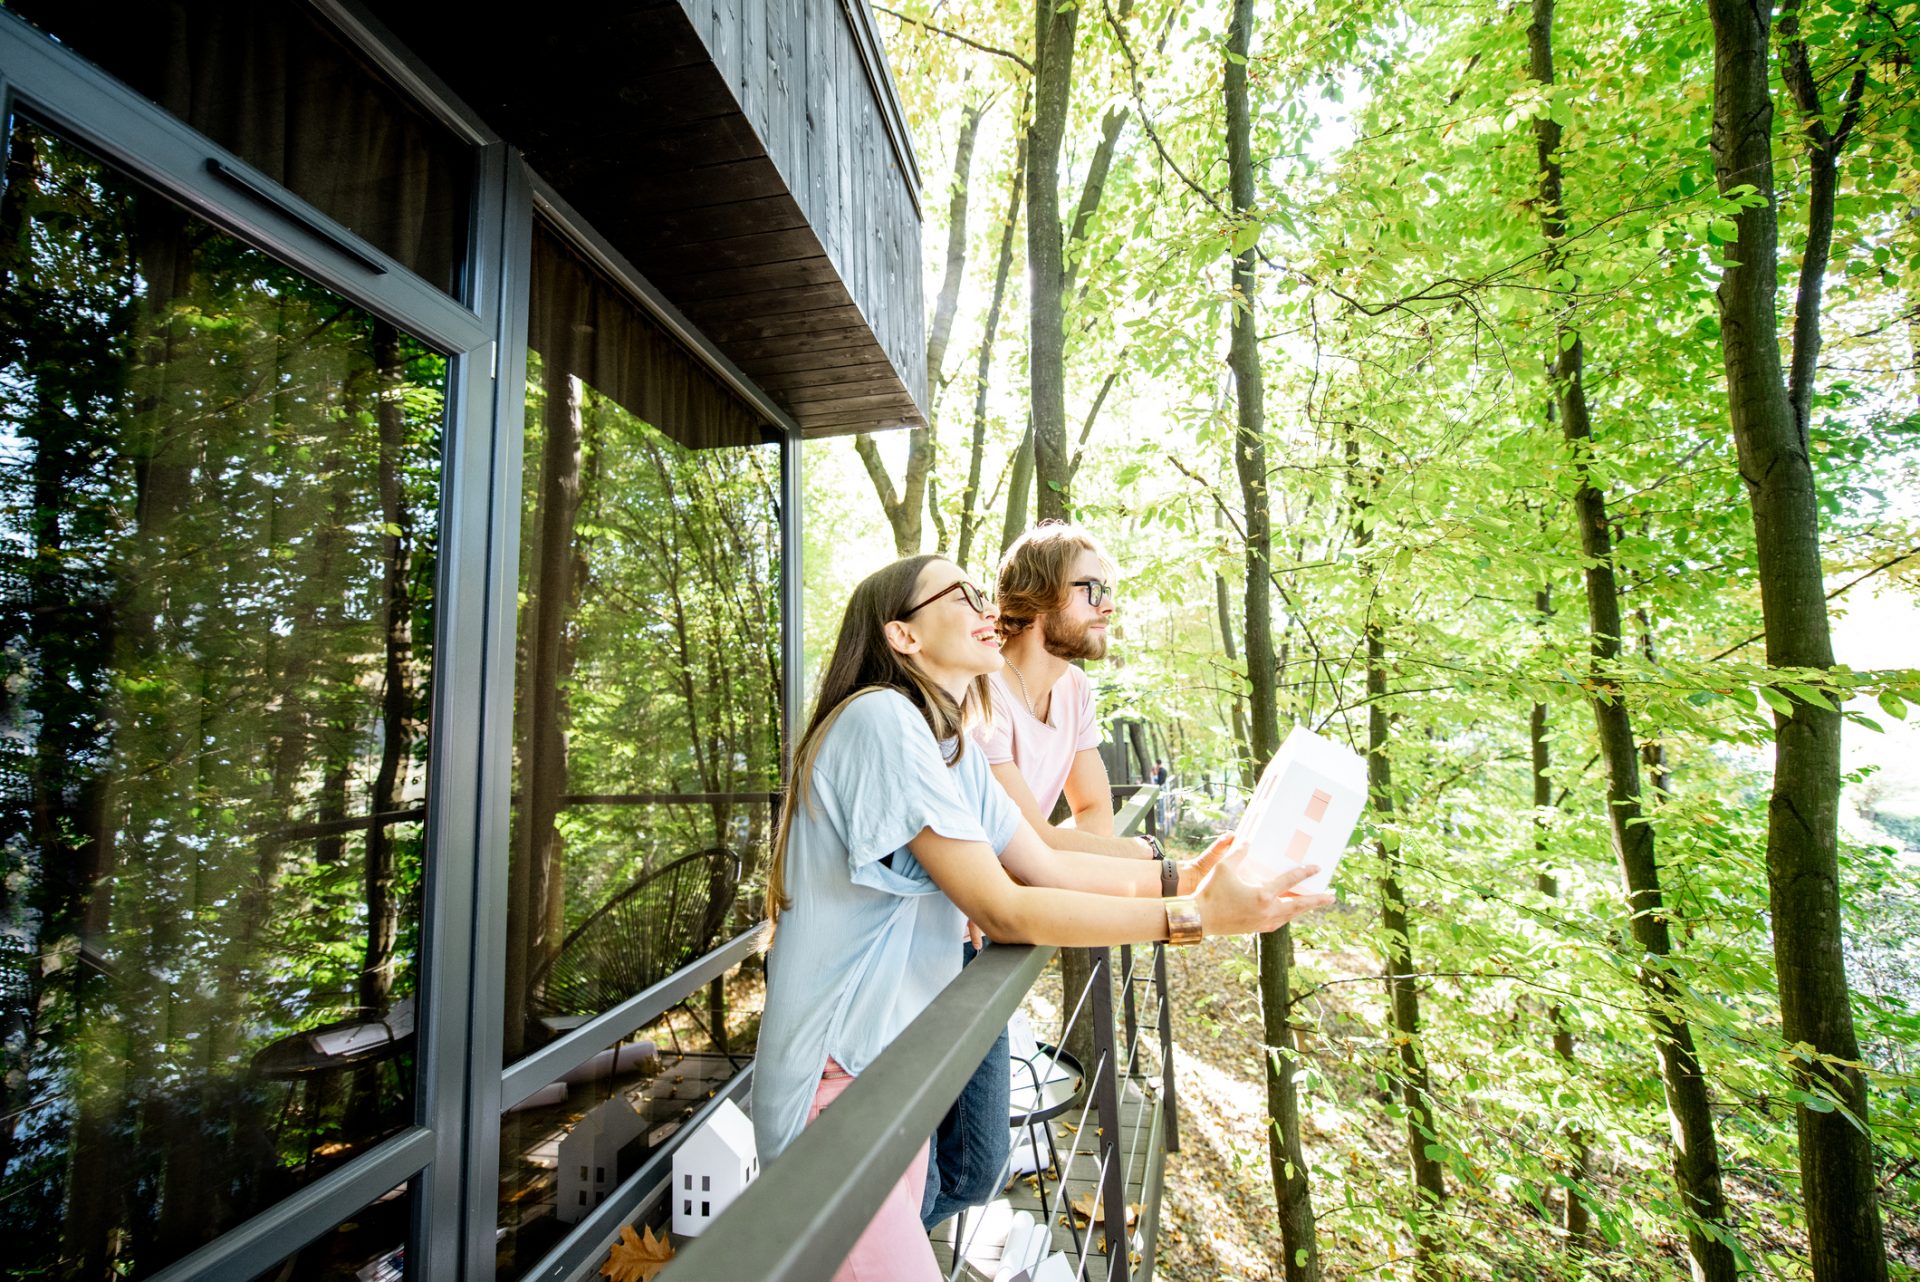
[0,3,924,1278]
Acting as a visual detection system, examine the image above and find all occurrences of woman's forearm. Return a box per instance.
[1001,838,1160,897]
[985,884,1168,947]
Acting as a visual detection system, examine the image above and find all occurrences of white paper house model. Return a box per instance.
[1234,724,1367,895]
[556,1097,648,1225]
[671,1098,758,1237]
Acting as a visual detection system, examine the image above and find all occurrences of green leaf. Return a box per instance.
[1710,217,1740,243]
[1783,682,1835,711]
[1756,685,1794,716]
[1878,689,1907,721]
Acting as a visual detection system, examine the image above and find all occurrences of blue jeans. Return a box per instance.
[920,943,1011,1230]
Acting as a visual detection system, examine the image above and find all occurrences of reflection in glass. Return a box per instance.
[493,986,758,1280]
[8,0,473,295]
[252,1181,411,1282]
[500,225,781,1068]
[0,120,443,1276]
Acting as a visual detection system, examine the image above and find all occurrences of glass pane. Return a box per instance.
[500,225,780,1069]
[252,1181,411,1282]
[0,119,444,1277]
[494,985,756,1280]
[7,0,472,296]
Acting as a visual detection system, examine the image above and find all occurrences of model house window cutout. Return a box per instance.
[670,1098,758,1238]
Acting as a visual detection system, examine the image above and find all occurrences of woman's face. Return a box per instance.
[891,558,1002,694]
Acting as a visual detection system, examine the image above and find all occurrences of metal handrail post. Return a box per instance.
[1154,941,1179,1153]
[1119,943,1139,1076]
[1087,946,1129,1282]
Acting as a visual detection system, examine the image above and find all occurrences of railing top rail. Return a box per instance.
[659,942,1055,1282]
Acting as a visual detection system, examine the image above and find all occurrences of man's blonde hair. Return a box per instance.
[995,521,1118,638]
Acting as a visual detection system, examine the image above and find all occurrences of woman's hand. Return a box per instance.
[1191,837,1335,937]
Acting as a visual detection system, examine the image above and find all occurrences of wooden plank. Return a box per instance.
[780,377,921,406]
[759,0,792,180]
[709,0,741,99]
[684,280,856,323]
[754,357,897,390]
[738,0,766,133]
[785,389,924,415]
[741,344,897,376]
[833,12,855,287]
[648,194,810,246]
[643,225,829,275]
[617,159,791,216]
[699,302,866,342]
[652,254,842,302]
[719,325,881,361]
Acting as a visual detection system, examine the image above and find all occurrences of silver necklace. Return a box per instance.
[1003,657,1037,717]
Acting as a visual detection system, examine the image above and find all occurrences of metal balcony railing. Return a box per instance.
[661,784,1176,1282]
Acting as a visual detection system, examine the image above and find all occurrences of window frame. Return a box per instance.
[0,8,808,1279]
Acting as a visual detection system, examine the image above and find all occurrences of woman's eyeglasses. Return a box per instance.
[900,580,994,619]
[1070,578,1113,608]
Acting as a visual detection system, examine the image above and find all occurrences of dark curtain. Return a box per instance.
[529,221,768,450]
[11,0,469,293]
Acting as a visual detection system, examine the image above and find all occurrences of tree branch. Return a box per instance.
[874,5,1032,73]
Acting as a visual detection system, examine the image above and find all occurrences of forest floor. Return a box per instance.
[1148,919,1920,1282]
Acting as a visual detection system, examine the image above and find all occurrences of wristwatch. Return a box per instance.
[1164,896,1203,946]
[1158,852,1180,898]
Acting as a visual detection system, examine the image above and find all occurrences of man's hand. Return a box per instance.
[1176,830,1243,896]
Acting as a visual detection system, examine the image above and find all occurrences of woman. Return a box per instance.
[753,555,1331,1281]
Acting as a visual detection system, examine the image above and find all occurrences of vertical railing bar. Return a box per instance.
[1120,942,1139,1080]
[1087,946,1130,1282]
[1154,941,1180,1153]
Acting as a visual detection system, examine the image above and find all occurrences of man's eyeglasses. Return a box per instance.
[900,580,994,619]
[1070,578,1113,608]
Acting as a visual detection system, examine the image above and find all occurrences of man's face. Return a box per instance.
[1041,549,1116,661]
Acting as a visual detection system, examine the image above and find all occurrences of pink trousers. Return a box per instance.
[809,1060,940,1282]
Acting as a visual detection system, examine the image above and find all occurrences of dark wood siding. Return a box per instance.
[368,0,926,437]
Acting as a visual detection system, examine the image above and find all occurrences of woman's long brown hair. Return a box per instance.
[766,555,994,930]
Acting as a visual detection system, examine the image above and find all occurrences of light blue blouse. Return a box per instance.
[752,688,1021,1159]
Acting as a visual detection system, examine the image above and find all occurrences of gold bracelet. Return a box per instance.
[1164,896,1203,946]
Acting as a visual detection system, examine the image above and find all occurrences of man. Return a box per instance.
[980,523,1158,860]
[922,521,1165,1235]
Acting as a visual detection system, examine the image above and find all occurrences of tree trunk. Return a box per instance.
[1026,0,1076,522]
[1369,629,1447,1246]
[1530,587,1589,1247]
[1226,3,1320,1276]
[959,125,1025,572]
[504,359,588,1059]
[1000,419,1035,557]
[1708,0,1886,1274]
[361,323,417,1021]
[1529,5,1736,1274]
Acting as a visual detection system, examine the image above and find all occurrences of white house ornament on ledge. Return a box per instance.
[557,1097,649,1225]
[670,1098,758,1237]
[1234,724,1366,896]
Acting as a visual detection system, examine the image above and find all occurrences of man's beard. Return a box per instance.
[1042,611,1107,661]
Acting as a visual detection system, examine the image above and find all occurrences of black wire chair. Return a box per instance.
[525,846,741,1050]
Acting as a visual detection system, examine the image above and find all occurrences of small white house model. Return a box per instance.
[556,1097,648,1224]
[671,1097,758,1237]
[1234,724,1367,896]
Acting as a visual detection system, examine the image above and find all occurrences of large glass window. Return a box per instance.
[7,0,473,296]
[0,117,444,1278]
[493,223,779,1270]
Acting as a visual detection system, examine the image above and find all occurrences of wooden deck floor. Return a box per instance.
[929,1075,1167,1282]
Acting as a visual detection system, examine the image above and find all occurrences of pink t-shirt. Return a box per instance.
[976,664,1103,814]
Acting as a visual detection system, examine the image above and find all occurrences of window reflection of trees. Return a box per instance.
[0,122,441,1277]
[505,343,779,1063]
